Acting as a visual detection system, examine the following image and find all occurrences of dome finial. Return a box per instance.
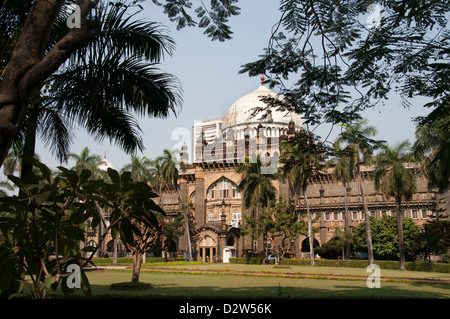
[260,73,265,86]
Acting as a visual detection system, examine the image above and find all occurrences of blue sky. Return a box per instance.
[33,0,431,172]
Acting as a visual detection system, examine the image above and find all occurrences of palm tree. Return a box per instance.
[14,1,181,180]
[149,158,165,206]
[279,130,322,266]
[236,154,277,212]
[373,141,417,270]
[328,142,356,260]
[121,155,152,183]
[156,149,192,261]
[68,147,102,177]
[335,119,382,266]
[412,105,450,194]
[236,153,277,262]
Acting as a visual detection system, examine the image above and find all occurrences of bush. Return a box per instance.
[229,257,264,264]
[91,256,186,266]
[229,257,450,273]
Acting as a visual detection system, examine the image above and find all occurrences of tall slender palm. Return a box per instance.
[14,1,181,181]
[236,154,277,261]
[335,119,382,266]
[328,142,356,260]
[279,130,321,266]
[373,141,417,270]
[121,155,152,183]
[156,149,192,261]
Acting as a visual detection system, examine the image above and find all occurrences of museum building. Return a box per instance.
[85,78,448,262]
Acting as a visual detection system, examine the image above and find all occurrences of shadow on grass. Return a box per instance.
[82,281,449,299]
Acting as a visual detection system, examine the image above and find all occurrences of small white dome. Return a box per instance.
[97,155,115,172]
[222,84,304,130]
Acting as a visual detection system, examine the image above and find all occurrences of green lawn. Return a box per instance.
[69,264,450,299]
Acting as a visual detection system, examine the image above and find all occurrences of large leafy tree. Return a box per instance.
[6,2,182,183]
[0,0,240,168]
[353,216,421,261]
[268,200,307,263]
[96,168,165,285]
[0,158,164,298]
[239,1,449,134]
[373,140,417,270]
[412,103,450,194]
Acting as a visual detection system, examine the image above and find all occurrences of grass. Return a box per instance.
[62,263,450,299]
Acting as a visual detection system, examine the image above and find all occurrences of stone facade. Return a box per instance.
[83,82,449,262]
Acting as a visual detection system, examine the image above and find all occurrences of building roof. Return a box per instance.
[222,83,304,130]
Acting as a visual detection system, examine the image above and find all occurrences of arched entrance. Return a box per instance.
[196,228,219,263]
[300,237,320,258]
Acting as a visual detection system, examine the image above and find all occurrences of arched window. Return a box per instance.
[232,210,241,222]
[208,211,215,221]
[208,178,240,199]
[208,183,217,199]
[219,178,229,198]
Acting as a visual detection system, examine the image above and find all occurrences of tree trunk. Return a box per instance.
[343,182,350,260]
[131,250,143,284]
[357,163,374,265]
[176,187,192,261]
[396,198,406,270]
[19,100,41,185]
[304,187,314,266]
[0,0,97,168]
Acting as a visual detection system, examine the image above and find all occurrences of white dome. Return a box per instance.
[222,84,304,130]
[97,156,115,172]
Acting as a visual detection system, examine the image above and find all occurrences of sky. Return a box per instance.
[32,0,432,172]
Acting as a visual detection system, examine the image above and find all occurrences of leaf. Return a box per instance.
[70,210,91,224]
[120,170,132,183]
[107,168,121,187]
[79,169,92,183]
[111,226,119,240]
[91,213,100,229]
[80,270,91,296]
[43,275,56,290]
[34,190,52,205]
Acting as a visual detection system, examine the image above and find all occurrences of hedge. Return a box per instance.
[91,257,185,265]
[229,258,450,273]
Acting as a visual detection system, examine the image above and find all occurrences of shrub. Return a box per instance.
[229,257,450,273]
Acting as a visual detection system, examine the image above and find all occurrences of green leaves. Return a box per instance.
[0,158,164,298]
[240,0,450,133]
[154,0,240,41]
